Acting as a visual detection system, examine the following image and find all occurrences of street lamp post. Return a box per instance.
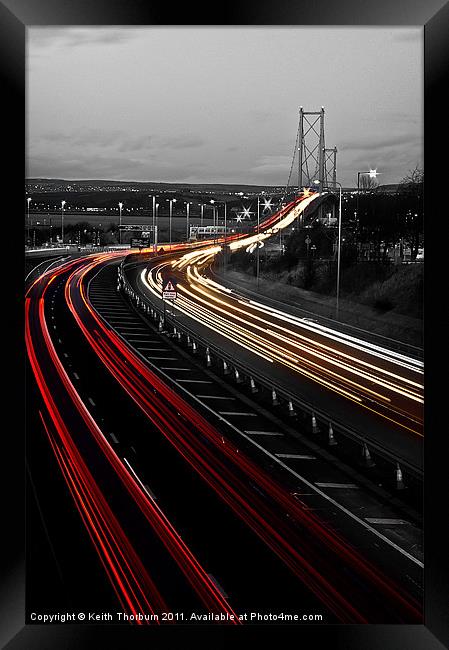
[335,182,343,321]
[150,195,157,252]
[210,200,216,243]
[256,195,260,290]
[118,202,123,244]
[185,201,192,241]
[26,197,31,245]
[314,179,343,319]
[61,200,66,244]
[356,169,378,243]
[155,203,159,250]
[213,200,227,269]
[168,198,176,250]
[223,201,227,273]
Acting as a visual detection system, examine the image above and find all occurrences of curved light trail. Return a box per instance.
[61,253,422,623]
[138,191,423,438]
[25,253,239,623]
[24,192,422,623]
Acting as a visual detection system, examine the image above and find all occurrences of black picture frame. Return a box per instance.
[1,1,448,648]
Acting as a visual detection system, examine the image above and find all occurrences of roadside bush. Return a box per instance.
[372,297,394,312]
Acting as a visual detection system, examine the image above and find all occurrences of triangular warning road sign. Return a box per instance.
[164,280,175,292]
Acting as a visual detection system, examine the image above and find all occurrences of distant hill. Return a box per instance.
[26,178,401,196]
[26,178,285,194]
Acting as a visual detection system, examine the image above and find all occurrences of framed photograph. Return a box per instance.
[1,1,448,648]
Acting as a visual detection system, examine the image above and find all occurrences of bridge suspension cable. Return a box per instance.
[281,117,301,204]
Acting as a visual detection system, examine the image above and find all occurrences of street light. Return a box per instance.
[118,202,123,244]
[213,200,227,268]
[26,197,31,245]
[223,201,227,272]
[155,203,160,250]
[61,200,66,244]
[150,195,157,252]
[167,198,176,250]
[314,179,343,319]
[256,195,260,290]
[185,201,192,241]
[356,169,379,240]
[198,203,205,228]
[210,200,216,243]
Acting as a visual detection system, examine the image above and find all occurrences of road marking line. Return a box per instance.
[207,574,228,599]
[146,356,178,361]
[119,327,148,331]
[315,482,359,489]
[245,430,284,436]
[365,518,410,525]
[100,311,137,315]
[160,367,191,371]
[196,395,236,400]
[126,338,159,342]
[144,485,157,500]
[123,457,155,500]
[177,379,213,384]
[138,347,171,351]
[102,315,136,319]
[276,453,316,459]
[106,318,141,323]
[218,411,257,417]
[96,309,132,313]
[88,397,96,406]
[110,433,119,444]
[73,372,79,380]
[96,307,126,312]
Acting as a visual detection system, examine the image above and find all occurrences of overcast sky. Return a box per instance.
[27,27,422,187]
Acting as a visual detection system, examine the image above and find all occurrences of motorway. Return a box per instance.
[132,250,423,468]
[25,193,423,624]
[127,205,423,474]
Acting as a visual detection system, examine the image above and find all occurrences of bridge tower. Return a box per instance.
[324,146,337,189]
[298,106,326,191]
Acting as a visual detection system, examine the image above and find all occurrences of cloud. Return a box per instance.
[340,133,422,152]
[35,130,205,153]
[248,109,275,122]
[27,152,147,178]
[247,155,292,183]
[153,135,206,149]
[39,129,124,147]
[116,136,154,153]
[392,29,422,43]
[27,151,210,183]
[384,112,421,125]
[29,28,135,50]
